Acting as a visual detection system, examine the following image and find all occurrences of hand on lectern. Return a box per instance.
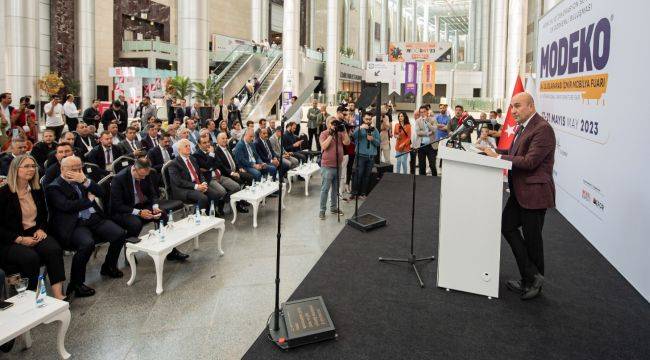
[477,145,498,158]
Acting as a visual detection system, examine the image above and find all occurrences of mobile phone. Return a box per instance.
[0,300,13,310]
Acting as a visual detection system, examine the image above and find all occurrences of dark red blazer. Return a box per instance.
[498,113,556,210]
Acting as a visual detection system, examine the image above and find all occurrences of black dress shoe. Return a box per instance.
[236,204,249,213]
[0,339,15,353]
[100,265,124,278]
[521,274,544,300]
[506,279,524,294]
[167,248,190,261]
[126,237,141,244]
[66,283,96,298]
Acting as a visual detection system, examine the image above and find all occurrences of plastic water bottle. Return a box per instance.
[195,203,201,225]
[158,220,165,242]
[35,274,47,307]
[209,201,216,217]
[168,210,174,224]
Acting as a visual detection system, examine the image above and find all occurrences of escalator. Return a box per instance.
[241,54,284,123]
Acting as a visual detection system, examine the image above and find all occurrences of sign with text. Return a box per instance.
[365,62,403,95]
[538,0,650,300]
[388,42,452,62]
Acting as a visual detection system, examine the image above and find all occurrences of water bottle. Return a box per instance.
[195,203,201,225]
[35,274,47,307]
[158,220,165,242]
[168,210,174,224]
[209,201,216,217]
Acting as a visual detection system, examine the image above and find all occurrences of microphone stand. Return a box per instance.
[271,114,287,333]
[378,133,452,288]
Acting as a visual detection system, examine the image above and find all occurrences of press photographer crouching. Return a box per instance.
[351,112,380,199]
[318,116,350,220]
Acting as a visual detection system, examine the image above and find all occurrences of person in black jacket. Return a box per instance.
[0,138,28,176]
[168,139,221,211]
[43,143,75,186]
[254,128,282,170]
[82,99,101,128]
[148,132,174,173]
[30,129,57,171]
[110,159,188,261]
[0,155,66,300]
[84,131,124,176]
[214,132,253,187]
[100,100,123,132]
[46,156,126,298]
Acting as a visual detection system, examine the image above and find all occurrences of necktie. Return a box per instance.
[263,140,271,158]
[246,143,255,162]
[134,180,144,204]
[152,137,158,147]
[131,140,137,151]
[185,158,200,184]
[510,125,524,153]
[162,147,170,162]
[105,149,112,164]
[224,148,236,170]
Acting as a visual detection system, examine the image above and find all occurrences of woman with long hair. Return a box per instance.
[393,111,412,174]
[0,155,66,299]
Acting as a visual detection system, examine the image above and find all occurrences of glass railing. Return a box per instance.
[305,47,325,62]
[122,40,177,55]
[341,57,362,68]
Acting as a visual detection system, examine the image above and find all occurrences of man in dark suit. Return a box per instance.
[100,100,123,131]
[0,138,27,176]
[480,92,556,300]
[30,128,57,171]
[148,132,174,173]
[140,124,161,152]
[215,132,253,187]
[43,143,75,185]
[168,139,221,211]
[46,156,127,298]
[282,122,307,163]
[82,99,101,128]
[193,135,244,214]
[233,128,277,181]
[73,121,97,154]
[84,131,124,176]
[254,128,283,172]
[110,158,188,261]
[119,126,144,156]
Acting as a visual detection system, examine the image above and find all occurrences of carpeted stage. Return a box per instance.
[244,173,650,360]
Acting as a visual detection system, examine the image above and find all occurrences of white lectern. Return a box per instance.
[436,141,512,298]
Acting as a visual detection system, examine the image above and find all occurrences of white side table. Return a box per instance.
[287,163,321,196]
[230,181,286,228]
[125,216,225,295]
[0,291,71,359]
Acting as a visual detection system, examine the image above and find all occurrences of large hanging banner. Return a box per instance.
[388,42,452,62]
[421,61,436,96]
[404,62,417,96]
[365,62,403,95]
[538,0,650,300]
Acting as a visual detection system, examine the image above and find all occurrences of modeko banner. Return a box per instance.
[404,62,417,96]
[388,42,452,62]
[537,0,650,299]
[421,62,436,96]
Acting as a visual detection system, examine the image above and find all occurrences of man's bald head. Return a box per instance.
[510,92,536,123]
[61,156,82,169]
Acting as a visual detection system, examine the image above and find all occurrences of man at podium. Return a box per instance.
[479,92,555,300]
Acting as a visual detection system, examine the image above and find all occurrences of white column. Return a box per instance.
[75,0,95,109]
[380,0,388,54]
[252,0,262,43]
[262,0,270,41]
[422,0,429,42]
[480,0,490,97]
[0,0,6,92]
[309,0,316,48]
[343,0,349,51]
[5,0,39,100]
[454,30,460,62]
[444,22,449,41]
[359,0,368,68]
[395,0,403,42]
[434,15,440,43]
[474,0,482,66]
[467,0,476,63]
[411,0,417,41]
[326,0,340,104]
[489,0,508,100]
[505,0,527,102]
[283,0,300,96]
[178,0,209,90]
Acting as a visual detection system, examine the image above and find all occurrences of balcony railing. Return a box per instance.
[122,40,177,56]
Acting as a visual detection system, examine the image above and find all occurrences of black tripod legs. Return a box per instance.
[378,255,436,288]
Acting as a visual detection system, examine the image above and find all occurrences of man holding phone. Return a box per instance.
[110,158,189,261]
[44,95,65,141]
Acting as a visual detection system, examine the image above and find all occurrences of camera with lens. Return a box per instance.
[20,96,35,110]
[331,119,348,133]
[366,125,375,133]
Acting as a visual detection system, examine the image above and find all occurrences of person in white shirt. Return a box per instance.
[43,95,65,140]
[475,126,497,149]
[63,94,80,132]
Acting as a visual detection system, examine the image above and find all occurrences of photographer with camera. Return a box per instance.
[11,96,38,143]
[351,112,380,199]
[318,116,350,220]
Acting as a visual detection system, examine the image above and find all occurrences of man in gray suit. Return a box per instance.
[269,126,298,169]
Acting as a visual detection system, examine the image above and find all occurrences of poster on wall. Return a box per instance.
[388,42,452,62]
[143,77,169,103]
[537,0,650,299]
[365,62,403,95]
[113,77,142,116]
[404,62,417,96]
[421,62,436,96]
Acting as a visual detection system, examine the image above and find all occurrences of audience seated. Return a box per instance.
[48,131,84,166]
[30,129,57,171]
[0,138,28,176]
[269,127,299,168]
[43,143,75,185]
[172,128,196,157]
[109,158,188,261]
[148,132,175,173]
[254,128,284,172]
[214,132,253,188]
[233,128,277,181]
[46,156,126,298]
[0,155,66,300]
[119,126,144,156]
[167,139,221,211]
[73,122,97,154]
[107,122,125,146]
[193,135,243,215]
[140,123,161,152]
[281,122,307,163]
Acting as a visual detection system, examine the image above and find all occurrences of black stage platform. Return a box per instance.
[244,173,650,360]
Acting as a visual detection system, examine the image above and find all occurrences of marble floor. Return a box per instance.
[3,176,357,360]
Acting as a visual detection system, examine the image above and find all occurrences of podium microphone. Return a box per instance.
[449,118,476,140]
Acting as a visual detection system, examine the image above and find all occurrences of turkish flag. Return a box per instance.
[497,76,526,150]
